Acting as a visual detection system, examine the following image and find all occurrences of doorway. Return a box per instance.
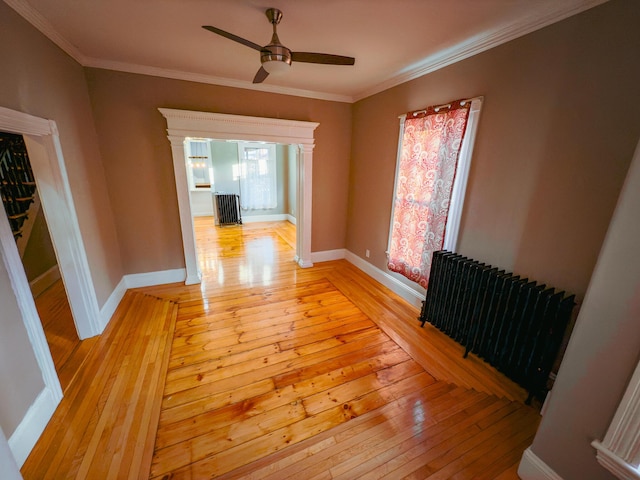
[0,132,90,391]
[0,106,104,463]
[159,108,319,285]
[186,138,298,222]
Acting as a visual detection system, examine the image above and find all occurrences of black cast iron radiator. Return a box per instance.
[214,194,242,226]
[420,250,575,403]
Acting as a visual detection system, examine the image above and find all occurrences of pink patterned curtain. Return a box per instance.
[387,100,471,288]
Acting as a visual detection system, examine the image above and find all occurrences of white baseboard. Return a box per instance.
[286,214,296,225]
[295,256,314,268]
[344,250,425,309]
[98,277,127,332]
[0,426,21,480]
[311,249,346,263]
[123,268,187,289]
[97,269,187,332]
[29,264,60,298]
[8,386,60,468]
[242,213,289,223]
[518,447,564,480]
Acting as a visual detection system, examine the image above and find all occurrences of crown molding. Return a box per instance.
[6,0,609,104]
[352,0,610,102]
[84,58,354,103]
[3,0,86,64]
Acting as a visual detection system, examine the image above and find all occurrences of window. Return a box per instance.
[387,97,482,287]
[237,142,277,211]
[186,139,213,190]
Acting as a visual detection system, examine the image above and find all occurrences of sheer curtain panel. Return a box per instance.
[238,143,277,211]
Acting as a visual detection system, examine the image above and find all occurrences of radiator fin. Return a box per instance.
[214,194,242,226]
[420,250,575,403]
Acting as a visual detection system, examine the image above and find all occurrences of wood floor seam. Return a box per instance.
[24,220,538,480]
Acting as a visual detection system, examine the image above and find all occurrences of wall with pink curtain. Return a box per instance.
[348,0,640,306]
[348,0,640,478]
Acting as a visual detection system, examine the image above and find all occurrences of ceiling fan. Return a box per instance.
[203,8,356,84]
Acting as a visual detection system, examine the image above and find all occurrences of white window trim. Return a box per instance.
[387,96,483,259]
[592,359,640,480]
[443,96,483,252]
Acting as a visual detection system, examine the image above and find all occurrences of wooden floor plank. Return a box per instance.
[21,293,177,479]
[21,219,540,479]
[35,279,98,392]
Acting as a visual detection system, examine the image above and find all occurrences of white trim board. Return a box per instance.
[344,251,424,309]
[159,109,318,280]
[98,277,126,332]
[311,249,346,264]
[311,248,425,309]
[0,106,102,340]
[518,447,564,480]
[242,214,290,223]
[123,268,186,289]
[0,105,105,468]
[8,387,59,468]
[99,268,186,332]
[593,442,640,480]
[29,264,61,298]
[353,1,609,101]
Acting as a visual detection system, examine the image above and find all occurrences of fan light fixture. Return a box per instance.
[202,7,355,84]
[262,59,290,75]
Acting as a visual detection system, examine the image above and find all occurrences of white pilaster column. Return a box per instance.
[296,142,314,268]
[167,135,201,285]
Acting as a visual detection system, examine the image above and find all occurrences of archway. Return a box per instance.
[159,109,319,284]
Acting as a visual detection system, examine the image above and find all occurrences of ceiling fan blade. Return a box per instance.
[252,66,269,84]
[202,25,263,51]
[291,52,355,66]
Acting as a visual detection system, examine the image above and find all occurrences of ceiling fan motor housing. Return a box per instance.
[261,43,292,66]
[202,6,354,82]
[262,9,290,69]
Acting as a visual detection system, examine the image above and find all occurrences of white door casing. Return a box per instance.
[0,105,102,465]
[159,108,319,283]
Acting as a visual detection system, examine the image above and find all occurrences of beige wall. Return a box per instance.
[85,69,352,273]
[348,0,640,303]
[0,2,123,437]
[0,3,123,307]
[531,139,640,479]
[1,0,638,472]
[0,259,44,437]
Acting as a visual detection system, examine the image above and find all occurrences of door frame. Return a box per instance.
[0,106,102,464]
[0,107,101,339]
[159,108,319,284]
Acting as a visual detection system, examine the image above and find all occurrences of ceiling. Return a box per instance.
[6,0,608,103]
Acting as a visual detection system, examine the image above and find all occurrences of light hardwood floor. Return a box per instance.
[34,279,98,392]
[22,218,540,479]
